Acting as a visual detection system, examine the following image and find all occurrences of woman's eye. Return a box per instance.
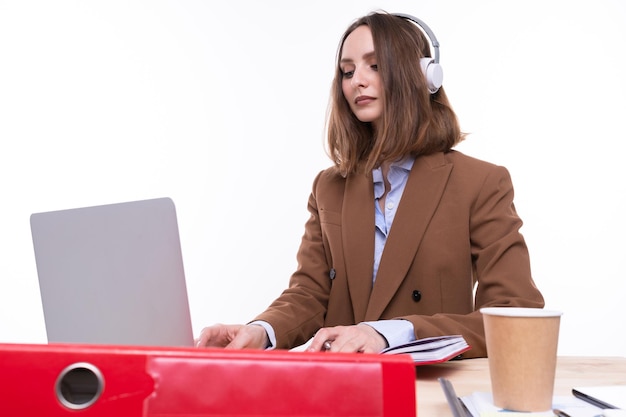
[342,70,354,78]
[371,64,378,71]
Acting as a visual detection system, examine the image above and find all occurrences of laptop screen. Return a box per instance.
[31,197,194,347]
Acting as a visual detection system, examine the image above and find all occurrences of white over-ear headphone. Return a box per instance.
[393,13,443,94]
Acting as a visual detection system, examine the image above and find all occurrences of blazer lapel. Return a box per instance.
[365,152,453,320]
[342,171,375,323]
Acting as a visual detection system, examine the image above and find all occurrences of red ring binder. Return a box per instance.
[0,342,417,416]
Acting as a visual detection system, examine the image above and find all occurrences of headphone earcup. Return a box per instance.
[420,57,443,94]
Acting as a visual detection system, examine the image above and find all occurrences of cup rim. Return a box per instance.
[480,307,563,317]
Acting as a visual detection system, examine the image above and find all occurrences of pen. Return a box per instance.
[553,409,572,417]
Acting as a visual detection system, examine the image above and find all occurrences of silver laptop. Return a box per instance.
[30,197,194,347]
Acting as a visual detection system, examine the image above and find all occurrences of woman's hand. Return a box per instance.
[306,324,388,353]
[195,323,269,349]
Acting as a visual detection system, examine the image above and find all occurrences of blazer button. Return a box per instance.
[412,290,422,302]
[329,268,336,280]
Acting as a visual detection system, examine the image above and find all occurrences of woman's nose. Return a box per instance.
[351,68,368,88]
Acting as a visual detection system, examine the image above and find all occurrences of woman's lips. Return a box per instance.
[355,95,375,105]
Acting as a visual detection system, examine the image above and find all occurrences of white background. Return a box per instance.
[1,0,625,356]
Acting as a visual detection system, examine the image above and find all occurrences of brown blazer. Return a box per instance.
[254,150,544,358]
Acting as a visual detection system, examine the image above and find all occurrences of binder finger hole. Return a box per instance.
[55,362,104,410]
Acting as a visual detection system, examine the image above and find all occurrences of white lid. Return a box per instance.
[480,307,563,317]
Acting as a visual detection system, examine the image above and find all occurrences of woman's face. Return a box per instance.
[340,25,383,127]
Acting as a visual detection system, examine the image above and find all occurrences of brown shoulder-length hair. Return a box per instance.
[326,11,465,175]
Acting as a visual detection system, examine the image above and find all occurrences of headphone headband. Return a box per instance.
[392,13,440,63]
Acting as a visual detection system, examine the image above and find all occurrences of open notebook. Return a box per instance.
[31,197,194,347]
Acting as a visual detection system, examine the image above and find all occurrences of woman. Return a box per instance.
[196,11,544,358]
